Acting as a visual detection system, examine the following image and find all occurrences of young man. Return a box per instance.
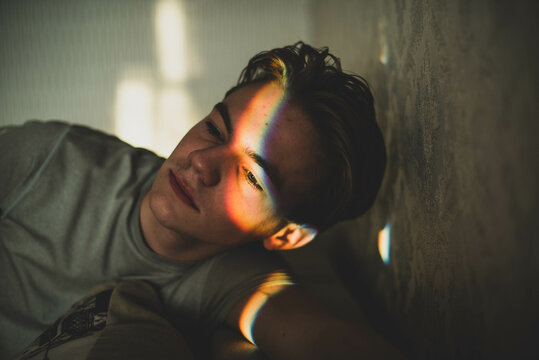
[0,43,402,359]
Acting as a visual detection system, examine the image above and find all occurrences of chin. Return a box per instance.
[148,190,182,229]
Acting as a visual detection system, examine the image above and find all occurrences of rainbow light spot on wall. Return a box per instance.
[378,222,391,265]
[225,82,288,232]
[238,272,294,344]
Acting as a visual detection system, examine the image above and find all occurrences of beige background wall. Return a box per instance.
[0,0,313,156]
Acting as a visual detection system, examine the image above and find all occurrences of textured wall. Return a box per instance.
[311,0,538,359]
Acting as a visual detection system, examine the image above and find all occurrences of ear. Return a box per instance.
[263,223,318,251]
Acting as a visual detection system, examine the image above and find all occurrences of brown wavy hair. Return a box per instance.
[227,42,386,231]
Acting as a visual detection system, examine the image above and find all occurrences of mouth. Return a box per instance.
[168,170,199,212]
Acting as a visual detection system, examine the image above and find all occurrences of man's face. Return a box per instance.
[145,81,322,252]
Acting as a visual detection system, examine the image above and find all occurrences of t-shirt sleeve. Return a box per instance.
[197,243,294,329]
[0,120,71,218]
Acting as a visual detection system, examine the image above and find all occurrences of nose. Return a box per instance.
[188,145,231,187]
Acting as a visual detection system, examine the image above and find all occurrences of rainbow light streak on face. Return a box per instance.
[378,222,391,265]
[238,272,294,344]
[225,82,288,231]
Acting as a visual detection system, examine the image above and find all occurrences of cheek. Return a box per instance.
[222,178,276,233]
[168,125,203,160]
[147,179,179,228]
[168,140,191,164]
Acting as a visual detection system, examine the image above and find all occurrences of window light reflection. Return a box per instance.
[155,0,187,82]
[155,87,194,156]
[238,272,294,345]
[115,0,193,155]
[114,79,154,149]
[378,222,391,265]
[378,18,389,65]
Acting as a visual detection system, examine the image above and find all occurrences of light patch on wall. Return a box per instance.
[155,0,187,82]
[154,87,194,156]
[378,222,391,265]
[378,18,389,65]
[114,79,155,150]
[153,0,197,156]
[115,0,196,155]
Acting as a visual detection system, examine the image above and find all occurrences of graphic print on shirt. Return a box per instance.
[18,288,113,360]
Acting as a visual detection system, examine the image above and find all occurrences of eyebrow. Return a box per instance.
[214,102,282,190]
[215,102,232,134]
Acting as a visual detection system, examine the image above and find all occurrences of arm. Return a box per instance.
[227,284,405,360]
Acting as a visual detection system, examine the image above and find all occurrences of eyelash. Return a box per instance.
[242,167,263,191]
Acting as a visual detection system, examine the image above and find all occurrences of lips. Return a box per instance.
[168,170,199,211]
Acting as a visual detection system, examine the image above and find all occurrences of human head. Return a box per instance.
[141,42,386,260]
[227,41,386,232]
[142,79,325,258]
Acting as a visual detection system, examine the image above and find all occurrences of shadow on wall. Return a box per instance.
[311,0,539,359]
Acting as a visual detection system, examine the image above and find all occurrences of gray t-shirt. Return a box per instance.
[0,121,292,359]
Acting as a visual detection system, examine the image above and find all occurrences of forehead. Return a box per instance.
[223,82,323,211]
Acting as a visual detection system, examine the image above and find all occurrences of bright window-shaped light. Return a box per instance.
[378,18,389,65]
[114,79,154,149]
[154,87,194,156]
[155,0,187,82]
[378,222,391,265]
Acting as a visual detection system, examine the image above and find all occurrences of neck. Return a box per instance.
[139,192,226,262]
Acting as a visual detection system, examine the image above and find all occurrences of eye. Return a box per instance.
[205,121,223,141]
[243,167,263,191]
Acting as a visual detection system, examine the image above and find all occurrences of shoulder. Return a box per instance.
[0,119,162,166]
[0,120,145,178]
[0,120,72,182]
[189,244,292,327]
[0,120,126,159]
[0,119,140,152]
[0,120,161,211]
[0,120,71,151]
[206,244,290,286]
[0,121,70,214]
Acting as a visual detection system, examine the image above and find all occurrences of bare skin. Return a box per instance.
[139,81,405,359]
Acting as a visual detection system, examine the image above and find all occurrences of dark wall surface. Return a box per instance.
[311,1,538,358]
